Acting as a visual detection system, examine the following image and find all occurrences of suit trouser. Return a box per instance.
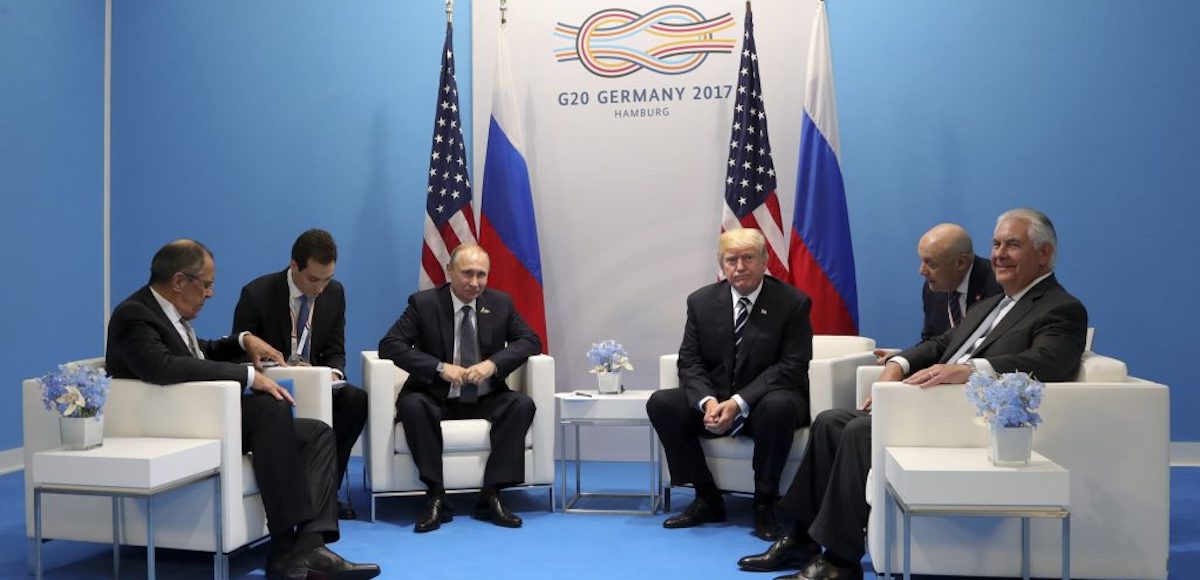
[779,408,871,562]
[394,389,536,491]
[331,384,369,486]
[646,387,807,498]
[241,393,340,543]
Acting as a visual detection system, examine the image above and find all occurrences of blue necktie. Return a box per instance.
[295,295,311,362]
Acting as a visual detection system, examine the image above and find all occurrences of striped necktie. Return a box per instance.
[948,291,963,328]
[294,294,311,362]
[180,319,204,360]
[734,296,751,354]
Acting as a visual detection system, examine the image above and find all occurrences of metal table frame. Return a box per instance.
[558,417,662,514]
[882,481,1070,580]
[34,467,222,580]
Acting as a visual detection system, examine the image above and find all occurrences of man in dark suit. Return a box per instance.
[916,223,1002,341]
[648,228,813,541]
[232,229,368,520]
[105,239,379,580]
[378,243,541,532]
[739,208,1087,580]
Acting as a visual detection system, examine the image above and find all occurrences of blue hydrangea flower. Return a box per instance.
[39,363,111,418]
[963,370,1044,428]
[586,339,634,373]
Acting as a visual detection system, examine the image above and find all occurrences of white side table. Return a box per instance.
[882,446,1070,580]
[556,389,662,514]
[32,437,222,580]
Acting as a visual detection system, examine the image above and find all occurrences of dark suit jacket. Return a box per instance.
[677,276,813,410]
[106,286,248,385]
[921,255,1003,341]
[378,285,541,403]
[232,269,348,373]
[900,273,1087,382]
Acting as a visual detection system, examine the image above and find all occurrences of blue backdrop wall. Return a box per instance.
[109,0,471,390]
[1,2,104,451]
[3,0,1197,452]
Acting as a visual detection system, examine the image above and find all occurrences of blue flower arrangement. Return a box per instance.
[39,363,111,418]
[964,370,1044,428]
[586,339,634,374]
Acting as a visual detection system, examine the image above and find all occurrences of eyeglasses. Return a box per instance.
[182,272,214,290]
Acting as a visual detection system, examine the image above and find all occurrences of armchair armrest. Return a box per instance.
[509,355,555,484]
[856,365,885,408]
[362,351,404,491]
[809,351,877,418]
[659,354,679,390]
[265,365,334,425]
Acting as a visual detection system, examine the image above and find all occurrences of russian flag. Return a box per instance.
[788,2,859,335]
[479,24,549,352]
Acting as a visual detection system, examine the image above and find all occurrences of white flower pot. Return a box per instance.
[596,371,623,394]
[988,424,1033,466]
[60,415,105,451]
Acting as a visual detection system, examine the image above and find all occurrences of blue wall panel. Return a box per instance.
[0,2,104,450]
[110,1,472,385]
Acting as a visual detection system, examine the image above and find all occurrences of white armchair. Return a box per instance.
[861,352,1170,579]
[22,360,335,577]
[658,335,877,506]
[360,351,555,521]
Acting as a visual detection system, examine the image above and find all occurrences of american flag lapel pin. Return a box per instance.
[760,308,767,315]
[479,306,491,315]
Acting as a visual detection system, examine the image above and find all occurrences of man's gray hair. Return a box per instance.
[998,208,1057,267]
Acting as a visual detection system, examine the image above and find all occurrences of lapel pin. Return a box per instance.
[760,308,767,315]
[479,306,491,315]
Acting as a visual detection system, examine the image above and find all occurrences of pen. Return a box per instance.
[573,391,593,397]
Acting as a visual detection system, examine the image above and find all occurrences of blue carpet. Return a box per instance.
[3,461,1197,579]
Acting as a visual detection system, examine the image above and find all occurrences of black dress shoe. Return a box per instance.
[662,495,726,528]
[414,495,453,533]
[284,546,381,580]
[773,553,862,580]
[473,494,522,528]
[738,534,822,572]
[753,501,781,541]
[337,500,357,520]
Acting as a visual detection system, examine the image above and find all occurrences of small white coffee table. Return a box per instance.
[32,437,222,580]
[556,389,662,514]
[882,446,1070,580]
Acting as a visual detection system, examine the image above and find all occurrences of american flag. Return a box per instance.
[419,22,477,290]
[720,5,788,281]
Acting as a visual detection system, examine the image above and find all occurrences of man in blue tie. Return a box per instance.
[378,244,541,533]
[739,208,1087,580]
[648,228,814,542]
[232,229,368,520]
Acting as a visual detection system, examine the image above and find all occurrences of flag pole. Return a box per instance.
[500,0,508,26]
[445,0,453,24]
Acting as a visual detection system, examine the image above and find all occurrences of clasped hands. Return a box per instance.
[703,399,741,435]
[439,360,498,386]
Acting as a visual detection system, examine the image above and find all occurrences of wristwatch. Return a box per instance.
[965,359,978,374]
[436,362,446,374]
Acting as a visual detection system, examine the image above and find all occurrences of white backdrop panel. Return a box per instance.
[472,0,817,459]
